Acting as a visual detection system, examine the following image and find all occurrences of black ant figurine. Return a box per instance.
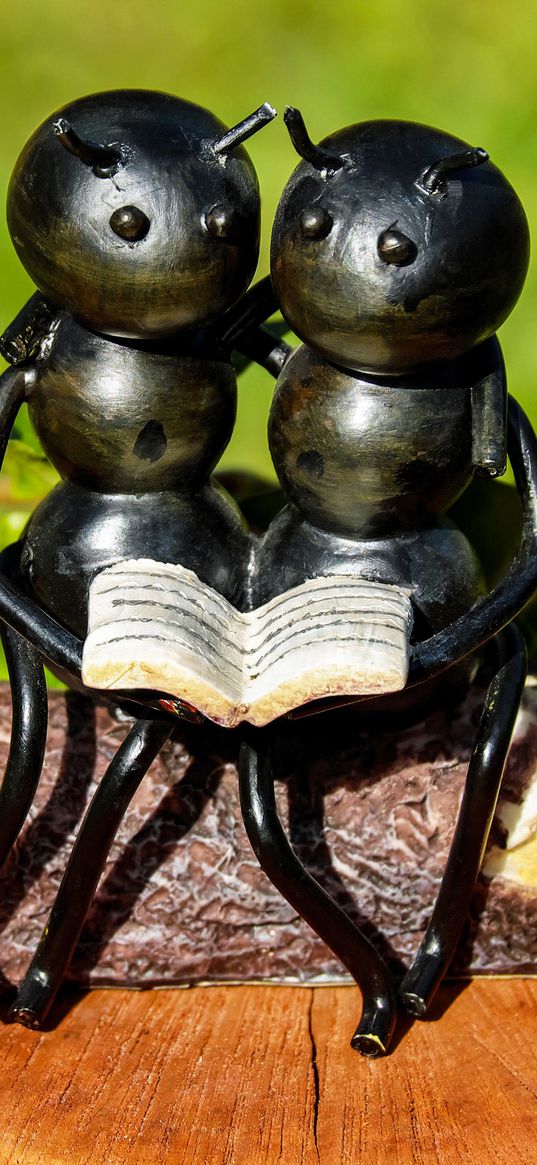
[239,109,537,1056]
[0,89,286,1029]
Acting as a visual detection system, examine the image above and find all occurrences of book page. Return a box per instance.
[83,562,413,727]
[82,561,246,720]
[242,577,413,725]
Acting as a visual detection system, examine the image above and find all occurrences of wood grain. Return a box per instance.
[313,981,537,1164]
[0,982,534,1164]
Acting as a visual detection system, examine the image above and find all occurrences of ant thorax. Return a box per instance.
[27,313,237,493]
[268,343,490,539]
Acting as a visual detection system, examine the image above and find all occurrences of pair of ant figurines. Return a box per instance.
[0,89,536,1058]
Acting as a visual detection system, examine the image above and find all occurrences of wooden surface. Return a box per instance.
[0,981,535,1163]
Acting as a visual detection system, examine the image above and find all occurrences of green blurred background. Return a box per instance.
[0,0,537,674]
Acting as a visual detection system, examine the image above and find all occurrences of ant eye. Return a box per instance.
[203,204,237,239]
[377,229,417,266]
[299,206,333,240]
[109,206,150,242]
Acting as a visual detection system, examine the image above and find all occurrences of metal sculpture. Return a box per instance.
[0,96,535,1059]
[240,108,537,1055]
[0,88,282,1029]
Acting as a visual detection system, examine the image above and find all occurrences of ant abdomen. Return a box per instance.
[21,479,249,640]
[253,495,484,639]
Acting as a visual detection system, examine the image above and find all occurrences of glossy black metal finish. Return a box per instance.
[401,623,527,1016]
[219,272,278,347]
[239,734,397,1057]
[0,368,86,677]
[254,508,484,633]
[282,107,345,176]
[11,716,174,1028]
[419,146,488,196]
[265,106,535,680]
[220,272,292,374]
[0,624,47,868]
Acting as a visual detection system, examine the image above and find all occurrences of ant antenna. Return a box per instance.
[283,107,346,176]
[213,103,277,155]
[52,118,123,178]
[418,147,489,197]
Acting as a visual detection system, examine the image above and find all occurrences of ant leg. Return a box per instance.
[0,623,47,868]
[400,623,526,1017]
[11,715,173,1029]
[239,732,397,1057]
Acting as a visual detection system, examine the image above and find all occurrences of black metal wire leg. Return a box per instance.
[239,733,397,1057]
[0,623,47,869]
[11,715,173,1029]
[400,623,527,1017]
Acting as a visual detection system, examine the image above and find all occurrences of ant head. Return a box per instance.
[271,110,530,375]
[7,90,275,339]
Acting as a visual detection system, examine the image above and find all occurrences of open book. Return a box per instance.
[82,560,413,727]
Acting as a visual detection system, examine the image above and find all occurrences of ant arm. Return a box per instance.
[233,325,292,378]
[0,362,83,675]
[219,274,277,345]
[0,362,28,464]
[0,293,57,366]
[471,335,507,477]
[409,394,537,685]
[219,274,293,378]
